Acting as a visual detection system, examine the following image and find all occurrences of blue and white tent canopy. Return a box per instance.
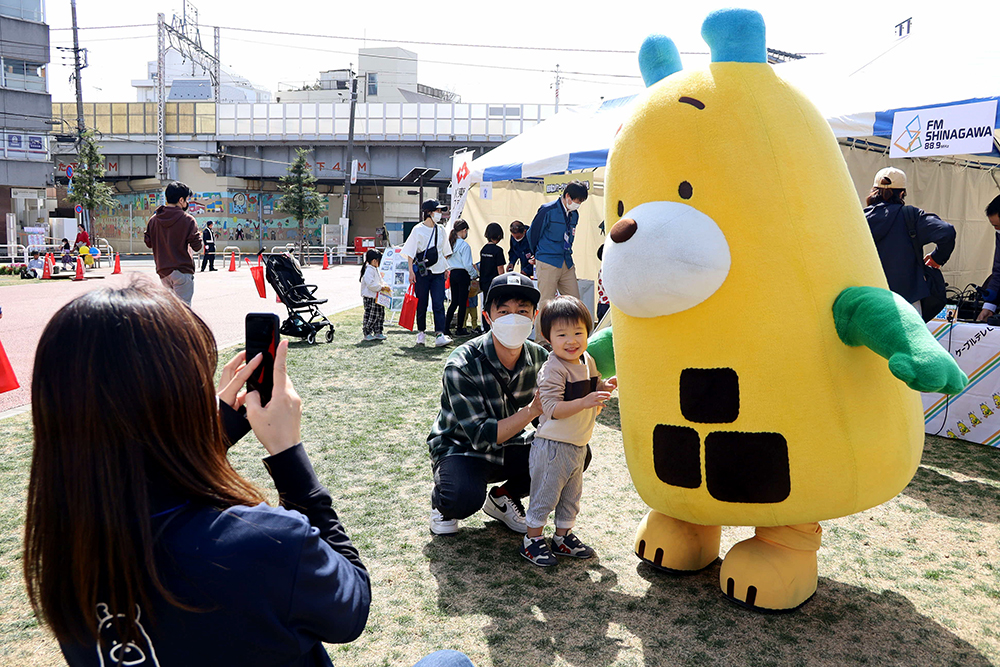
[470,96,637,183]
[470,30,1000,183]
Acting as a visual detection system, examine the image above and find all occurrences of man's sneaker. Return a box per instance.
[434,333,453,347]
[416,332,426,346]
[552,531,595,559]
[520,536,557,567]
[374,333,387,340]
[482,488,527,533]
[363,334,377,341]
[430,508,458,536]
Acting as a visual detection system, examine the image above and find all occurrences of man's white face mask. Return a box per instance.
[488,313,534,349]
[565,198,581,212]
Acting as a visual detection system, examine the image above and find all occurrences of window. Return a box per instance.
[367,72,378,97]
[1,58,47,92]
[0,0,43,21]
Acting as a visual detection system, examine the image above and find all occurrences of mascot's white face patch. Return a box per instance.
[603,201,730,318]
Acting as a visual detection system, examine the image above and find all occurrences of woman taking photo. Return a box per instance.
[23,282,470,667]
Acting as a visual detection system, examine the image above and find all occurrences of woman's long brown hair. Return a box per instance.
[24,281,264,645]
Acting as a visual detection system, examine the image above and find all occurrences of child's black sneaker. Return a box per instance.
[520,536,557,567]
[552,532,595,559]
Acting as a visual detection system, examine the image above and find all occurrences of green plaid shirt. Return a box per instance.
[428,334,548,465]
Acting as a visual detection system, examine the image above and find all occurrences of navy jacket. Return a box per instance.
[60,443,371,667]
[983,231,1000,306]
[529,199,578,270]
[508,233,533,276]
[864,202,955,303]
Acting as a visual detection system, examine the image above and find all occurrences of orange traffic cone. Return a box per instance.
[229,251,237,271]
[72,257,85,281]
[41,256,52,280]
[112,253,122,274]
[322,251,329,270]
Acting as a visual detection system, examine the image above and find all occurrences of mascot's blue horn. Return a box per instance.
[638,35,682,87]
[701,8,766,64]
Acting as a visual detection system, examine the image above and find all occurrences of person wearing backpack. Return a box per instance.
[403,199,453,347]
[864,167,955,321]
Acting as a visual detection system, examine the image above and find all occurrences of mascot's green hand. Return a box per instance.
[588,327,616,378]
[833,286,968,394]
[887,349,968,394]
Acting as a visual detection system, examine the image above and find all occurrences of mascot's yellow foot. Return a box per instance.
[634,510,721,572]
[719,523,822,611]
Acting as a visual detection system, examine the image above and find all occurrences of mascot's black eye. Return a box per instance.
[617,200,624,217]
[679,181,693,200]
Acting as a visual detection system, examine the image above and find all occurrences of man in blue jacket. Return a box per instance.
[528,181,588,340]
[976,194,1000,322]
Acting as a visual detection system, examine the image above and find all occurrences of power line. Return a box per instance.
[48,22,704,56]
[224,36,643,79]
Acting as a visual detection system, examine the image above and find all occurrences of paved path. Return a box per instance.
[0,259,362,413]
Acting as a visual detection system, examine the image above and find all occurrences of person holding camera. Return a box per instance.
[24,281,474,667]
[403,199,454,347]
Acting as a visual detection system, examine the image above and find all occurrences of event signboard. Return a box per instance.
[542,173,594,195]
[448,150,475,225]
[889,100,997,158]
[922,313,1000,447]
[378,247,411,313]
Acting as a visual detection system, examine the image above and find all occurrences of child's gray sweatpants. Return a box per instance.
[526,437,587,530]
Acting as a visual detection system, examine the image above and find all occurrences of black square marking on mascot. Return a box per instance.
[680,368,739,423]
[653,425,701,488]
[705,432,790,504]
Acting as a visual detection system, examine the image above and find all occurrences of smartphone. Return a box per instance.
[246,313,280,406]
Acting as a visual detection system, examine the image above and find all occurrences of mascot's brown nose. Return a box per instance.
[610,218,638,243]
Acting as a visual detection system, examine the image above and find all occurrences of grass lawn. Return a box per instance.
[1,306,999,666]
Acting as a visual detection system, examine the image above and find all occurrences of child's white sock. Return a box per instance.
[524,535,544,547]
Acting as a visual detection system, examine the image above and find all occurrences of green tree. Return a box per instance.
[276,148,324,261]
[65,129,115,242]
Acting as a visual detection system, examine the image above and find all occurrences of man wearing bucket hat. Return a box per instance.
[427,273,547,536]
[864,166,955,320]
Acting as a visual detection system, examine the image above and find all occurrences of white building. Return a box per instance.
[276,47,458,104]
[131,47,271,103]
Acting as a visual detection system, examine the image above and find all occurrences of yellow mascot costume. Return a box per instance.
[589,8,968,611]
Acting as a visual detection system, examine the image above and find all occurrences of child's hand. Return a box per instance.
[603,376,618,392]
[580,391,612,409]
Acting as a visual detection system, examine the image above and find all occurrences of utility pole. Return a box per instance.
[340,74,359,241]
[156,13,167,181]
[70,0,85,135]
[554,64,561,112]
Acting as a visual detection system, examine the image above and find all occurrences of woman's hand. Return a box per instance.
[217,350,262,411]
[244,340,302,456]
[409,268,417,285]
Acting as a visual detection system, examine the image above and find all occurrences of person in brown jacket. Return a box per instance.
[144,181,202,305]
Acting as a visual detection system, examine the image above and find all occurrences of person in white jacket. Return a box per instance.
[360,249,390,341]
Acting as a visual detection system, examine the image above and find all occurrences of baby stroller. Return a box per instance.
[261,253,335,344]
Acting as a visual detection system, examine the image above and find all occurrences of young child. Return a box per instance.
[60,238,74,271]
[522,296,617,566]
[360,249,389,341]
[479,223,506,332]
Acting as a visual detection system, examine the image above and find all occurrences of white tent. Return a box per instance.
[466,30,1000,288]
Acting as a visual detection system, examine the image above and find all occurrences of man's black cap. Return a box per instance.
[421,199,447,214]
[484,273,540,310]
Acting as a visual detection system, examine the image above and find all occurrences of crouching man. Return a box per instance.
[427,274,546,535]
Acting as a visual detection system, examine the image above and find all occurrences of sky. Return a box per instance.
[44,0,999,107]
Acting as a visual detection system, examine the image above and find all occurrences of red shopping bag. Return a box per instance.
[0,338,19,394]
[397,285,417,331]
[245,256,266,299]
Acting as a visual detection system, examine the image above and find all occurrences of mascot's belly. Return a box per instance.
[614,306,924,527]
